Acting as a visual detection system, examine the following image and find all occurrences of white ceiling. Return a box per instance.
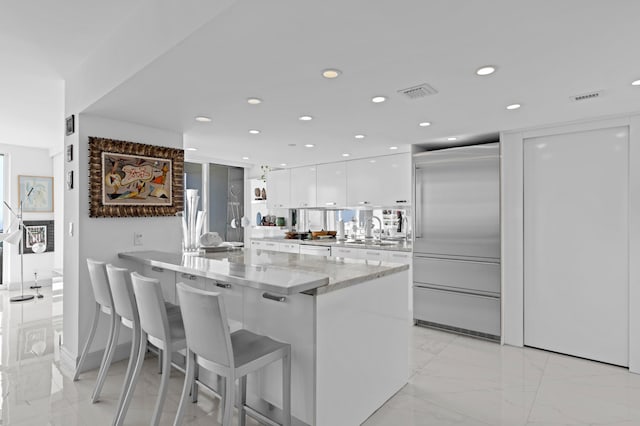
[0,0,144,149]
[3,1,640,164]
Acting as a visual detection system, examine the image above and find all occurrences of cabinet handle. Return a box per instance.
[392,253,408,258]
[366,251,381,256]
[265,243,276,247]
[151,266,164,273]
[358,201,370,205]
[181,273,197,280]
[216,282,231,289]
[325,202,336,206]
[262,292,286,302]
[395,200,408,204]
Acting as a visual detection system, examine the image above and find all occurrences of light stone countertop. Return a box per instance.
[119,249,409,296]
[255,237,413,252]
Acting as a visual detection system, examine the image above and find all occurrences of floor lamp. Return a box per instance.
[2,189,46,303]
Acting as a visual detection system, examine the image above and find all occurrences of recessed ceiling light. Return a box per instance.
[506,103,521,110]
[186,147,197,151]
[247,98,262,105]
[242,156,250,160]
[249,129,261,134]
[195,116,211,122]
[369,160,376,163]
[447,137,457,141]
[280,163,287,167]
[342,153,350,157]
[632,79,640,86]
[371,96,387,103]
[389,146,398,150]
[299,115,313,121]
[304,144,315,148]
[476,66,497,76]
[354,134,366,139]
[419,121,432,127]
[322,69,341,79]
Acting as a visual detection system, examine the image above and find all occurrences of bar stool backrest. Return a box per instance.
[131,272,170,343]
[106,264,137,323]
[87,258,112,308]
[176,282,234,369]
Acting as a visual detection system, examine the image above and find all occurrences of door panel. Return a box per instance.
[524,126,629,366]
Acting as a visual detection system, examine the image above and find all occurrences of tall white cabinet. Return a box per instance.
[267,169,290,210]
[523,126,629,366]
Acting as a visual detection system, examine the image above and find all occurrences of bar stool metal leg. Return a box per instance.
[114,319,141,426]
[173,349,196,426]
[239,376,247,426]
[283,348,292,426]
[91,311,120,402]
[117,331,148,426]
[73,302,100,381]
[151,344,173,426]
[222,376,235,426]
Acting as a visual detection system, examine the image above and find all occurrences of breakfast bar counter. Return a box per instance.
[120,249,409,426]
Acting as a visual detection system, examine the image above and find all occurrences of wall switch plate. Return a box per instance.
[133,232,143,246]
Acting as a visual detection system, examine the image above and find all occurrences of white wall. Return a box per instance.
[501,112,640,373]
[61,114,182,371]
[0,144,56,288]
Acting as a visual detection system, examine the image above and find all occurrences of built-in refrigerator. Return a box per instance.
[413,143,501,339]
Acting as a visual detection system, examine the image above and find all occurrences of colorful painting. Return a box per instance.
[89,137,184,217]
[19,176,53,212]
[102,152,172,206]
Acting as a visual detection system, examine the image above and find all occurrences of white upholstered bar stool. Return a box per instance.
[174,282,291,426]
[129,272,189,426]
[73,259,118,403]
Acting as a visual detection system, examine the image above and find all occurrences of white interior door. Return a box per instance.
[524,126,629,366]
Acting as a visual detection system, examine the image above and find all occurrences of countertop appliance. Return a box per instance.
[413,143,501,340]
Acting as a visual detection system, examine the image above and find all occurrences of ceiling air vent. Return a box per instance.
[398,83,438,99]
[571,90,602,102]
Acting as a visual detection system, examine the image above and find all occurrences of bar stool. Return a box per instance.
[73,259,118,404]
[105,265,181,425]
[174,282,292,426]
[129,272,189,426]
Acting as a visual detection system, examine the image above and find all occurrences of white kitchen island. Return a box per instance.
[119,249,409,426]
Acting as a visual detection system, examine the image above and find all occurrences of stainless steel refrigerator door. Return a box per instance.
[414,143,500,259]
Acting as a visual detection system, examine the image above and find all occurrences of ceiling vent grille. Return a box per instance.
[571,90,602,102]
[398,83,438,99]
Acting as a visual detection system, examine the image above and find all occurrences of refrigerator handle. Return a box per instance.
[415,167,422,239]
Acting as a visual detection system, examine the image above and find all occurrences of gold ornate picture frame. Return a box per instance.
[89,137,184,217]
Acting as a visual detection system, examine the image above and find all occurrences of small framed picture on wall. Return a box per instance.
[65,115,75,136]
[66,144,73,162]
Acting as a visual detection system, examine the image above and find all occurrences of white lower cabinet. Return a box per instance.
[142,265,177,304]
[243,287,315,425]
[278,242,300,254]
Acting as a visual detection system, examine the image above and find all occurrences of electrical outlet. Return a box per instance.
[133,232,143,246]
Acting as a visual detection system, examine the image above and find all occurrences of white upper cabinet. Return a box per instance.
[316,162,347,207]
[267,169,290,209]
[347,153,411,206]
[290,166,317,208]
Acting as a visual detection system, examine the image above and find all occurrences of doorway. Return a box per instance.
[523,126,629,366]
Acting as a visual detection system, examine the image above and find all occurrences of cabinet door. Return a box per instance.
[346,153,411,206]
[243,288,315,424]
[375,153,411,206]
[316,162,347,207]
[267,169,290,209]
[142,265,177,304]
[290,166,317,208]
[278,242,300,254]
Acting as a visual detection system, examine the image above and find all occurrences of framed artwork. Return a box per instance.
[22,220,54,254]
[65,115,74,136]
[66,144,73,162]
[66,170,73,190]
[89,137,184,217]
[18,176,54,212]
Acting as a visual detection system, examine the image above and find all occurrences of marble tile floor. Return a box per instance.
[2,286,640,426]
